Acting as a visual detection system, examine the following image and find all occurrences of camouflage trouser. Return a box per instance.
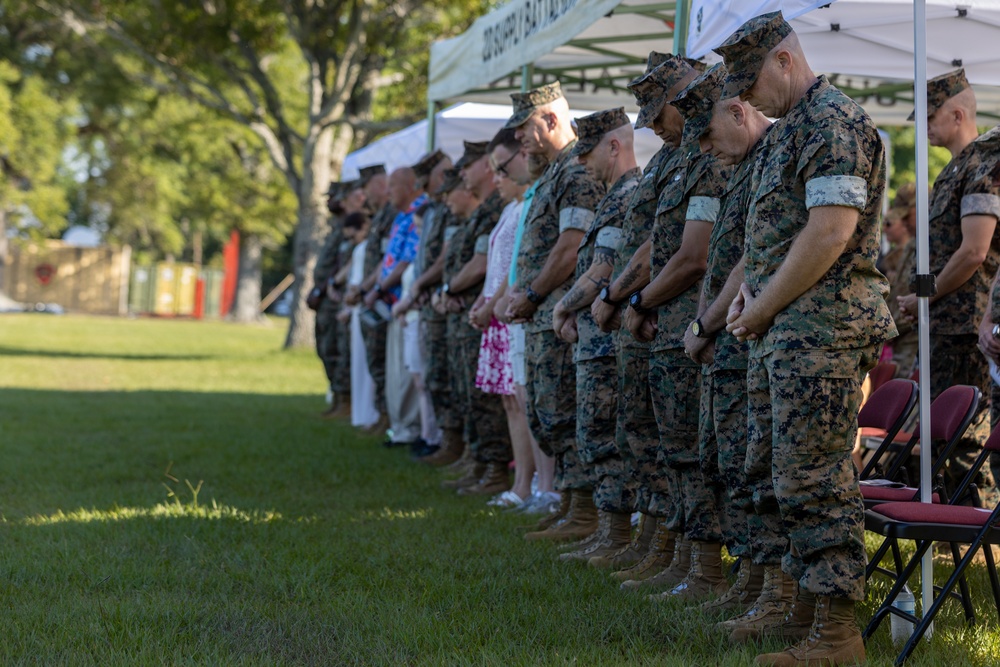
[362,316,387,413]
[578,355,633,512]
[446,313,474,446]
[746,346,876,601]
[525,329,581,491]
[650,349,711,538]
[930,334,996,501]
[459,332,512,463]
[699,367,750,557]
[315,301,345,392]
[422,316,459,431]
[616,338,669,517]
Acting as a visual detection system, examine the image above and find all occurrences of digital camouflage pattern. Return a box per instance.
[631,56,698,130]
[445,191,505,313]
[422,318,458,430]
[672,63,726,148]
[743,76,889,599]
[650,142,727,353]
[615,144,675,350]
[926,126,1000,336]
[907,68,970,121]
[514,142,604,334]
[504,81,564,129]
[460,333,512,464]
[699,368,751,557]
[575,168,641,363]
[714,10,792,100]
[649,349,705,535]
[412,150,447,180]
[577,356,632,512]
[362,201,397,411]
[745,347,877,599]
[313,215,350,393]
[417,200,449,323]
[455,141,489,169]
[745,76,896,355]
[570,107,630,158]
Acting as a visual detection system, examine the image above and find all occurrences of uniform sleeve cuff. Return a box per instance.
[595,226,624,252]
[559,207,595,233]
[686,196,721,223]
[474,234,490,255]
[805,175,867,210]
[961,193,1000,220]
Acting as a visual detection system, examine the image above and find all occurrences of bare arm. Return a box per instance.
[609,238,651,300]
[529,229,585,296]
[413,246,447,294]
[728,205,858,340]
[702,255,745,333]
[449,254,488,294]
[559,247,616,313]
[639,220,712,307]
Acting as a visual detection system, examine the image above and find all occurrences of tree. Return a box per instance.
[39,0,491,346]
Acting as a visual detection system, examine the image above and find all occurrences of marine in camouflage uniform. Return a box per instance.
[361,199,397,415]
[900,69,1000,498]
[444,142,511,471]
[623,60,729,598]
[314,193,346,399]
[557,108,642,526]
[718,12,896,609]
[506,84,605,495]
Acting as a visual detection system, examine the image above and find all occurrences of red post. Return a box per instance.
[193,278,205,319]
[221,230,240,316]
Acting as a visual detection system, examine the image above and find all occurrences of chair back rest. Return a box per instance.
[858,379,917,431]
[866,361,897,393]
[929,385,979,442]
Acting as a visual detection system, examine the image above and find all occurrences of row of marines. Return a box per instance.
[312,11,1000,667]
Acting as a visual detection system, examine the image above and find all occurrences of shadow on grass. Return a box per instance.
[0,345,215,361]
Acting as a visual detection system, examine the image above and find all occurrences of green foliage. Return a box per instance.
[1,313,999,665]
[883,126,953,203]
[0,59,73,237]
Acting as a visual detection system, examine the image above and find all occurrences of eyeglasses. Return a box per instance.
[492,150,519,178]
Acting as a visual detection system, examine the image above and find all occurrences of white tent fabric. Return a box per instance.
[689,0,1000,85]
[428,0,677,112]
[342,102,665,179]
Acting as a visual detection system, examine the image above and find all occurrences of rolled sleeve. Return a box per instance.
[805,175,868,211]
[686,196,721,223]
[559,207,595,233]
[474,234,490,255]
[595,226,623,252]
[961,193,1000,220]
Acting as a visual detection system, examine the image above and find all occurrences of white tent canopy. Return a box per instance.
[342,102,665,179]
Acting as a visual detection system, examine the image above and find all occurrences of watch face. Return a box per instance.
[629,292,641,308]
[600,287,609,301]
[692,321,702,337]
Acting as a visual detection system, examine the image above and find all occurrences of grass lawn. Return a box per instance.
[1,313,998,666]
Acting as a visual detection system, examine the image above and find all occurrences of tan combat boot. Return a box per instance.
[443,444,474,472]
[624,535,691,592]
[611,521,674,582]
[654,540,729,601]
[456,461,511,496]
[560,511,631,562]
[701,559,766,613]
[523,492,569,534]
[590,512,653,569]
[718,565,796,643]
[775,590,818,643]
[420,428,464,466]
[441,462,485,490]
[754,596,866,667]
[525,489,598,542]
[558,509,610,557]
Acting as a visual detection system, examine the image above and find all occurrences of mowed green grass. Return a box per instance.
[0,314,998,666]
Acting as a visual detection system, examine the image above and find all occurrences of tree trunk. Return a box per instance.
[231,233,263,323]
[0,207,7,293]
[283,124,354,348]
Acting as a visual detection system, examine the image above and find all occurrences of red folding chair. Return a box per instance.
[862,424,1000,665]
[867,360,898,393]
[856,378,918,480]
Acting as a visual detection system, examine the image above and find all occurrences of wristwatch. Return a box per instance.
[442,282,451,295]
[374,283,384,295]
[525,286,544,305]
[599,286,620,306]
[692,319,709,338]
[993,323,1000,339]
[628,291,649,314]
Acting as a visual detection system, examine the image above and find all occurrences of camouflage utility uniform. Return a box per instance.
[647,140,727,539]
[744,76,895,600]
[313,214,348,394]
[575,166,642,513]
[362,202,397,413]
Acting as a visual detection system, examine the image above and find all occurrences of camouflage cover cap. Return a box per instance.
[891,182,918,211]
[714,11,793,100]
[569,107,630,158]
[907,68,970,121]
[412,149,447,179]
[456,140,490,169]
[645,51,671,75]
[436,167,464,195]
[684,57,708,74]
[673,63,727,147]
[504,81,564,129]
[324,181,343,197]
[358,164,386,185]
[629,56,697,130]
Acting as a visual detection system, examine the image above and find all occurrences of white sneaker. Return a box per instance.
[487,490,526,509]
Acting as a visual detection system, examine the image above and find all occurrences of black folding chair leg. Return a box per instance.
[863,539,931,641]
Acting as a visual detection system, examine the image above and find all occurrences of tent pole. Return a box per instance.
[675,0,690,56]
[913,0,934,635]
[426,98,437,152]
[521,64,534,93]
